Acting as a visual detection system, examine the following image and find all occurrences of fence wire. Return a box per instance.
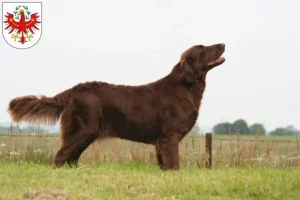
[0,133,299,168]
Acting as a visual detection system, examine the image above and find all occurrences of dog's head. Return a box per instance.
[179,43,225,85]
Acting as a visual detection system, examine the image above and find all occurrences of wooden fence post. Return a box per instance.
[205,132,212,169]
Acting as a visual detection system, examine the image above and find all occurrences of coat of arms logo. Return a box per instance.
[2,2,42,49]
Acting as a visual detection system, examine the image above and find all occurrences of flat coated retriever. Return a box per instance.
[8,43,226,170]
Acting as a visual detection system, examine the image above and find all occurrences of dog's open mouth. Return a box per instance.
[207,57,225,66]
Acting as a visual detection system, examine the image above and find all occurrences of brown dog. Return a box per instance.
[8,43,225,170]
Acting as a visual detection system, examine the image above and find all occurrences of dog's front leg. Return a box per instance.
[156,133,181,170]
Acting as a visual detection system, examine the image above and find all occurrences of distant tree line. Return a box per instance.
[0,125,44,134]
[1,120,299,137]
[212,119,300,136]
[268,125,300,136]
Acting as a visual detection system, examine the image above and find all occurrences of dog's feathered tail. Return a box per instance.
[7,89,72,125]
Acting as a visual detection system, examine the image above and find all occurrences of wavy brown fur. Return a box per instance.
[8,95,62,125]
[7,43,226,170]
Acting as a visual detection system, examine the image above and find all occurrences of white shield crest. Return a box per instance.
[2,2,42,49]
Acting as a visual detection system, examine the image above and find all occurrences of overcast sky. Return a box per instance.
[1,0,299,132]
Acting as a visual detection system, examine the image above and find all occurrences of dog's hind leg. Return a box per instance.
[54,99,100,168]
[54,131,98,168]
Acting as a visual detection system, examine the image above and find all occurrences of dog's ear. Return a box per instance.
[180,60,196,85]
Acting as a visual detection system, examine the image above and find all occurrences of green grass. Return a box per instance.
[0,134,300,199]
[0,162,299,200]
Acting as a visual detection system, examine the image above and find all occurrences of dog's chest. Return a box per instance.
[182,109,199,131]
[161,103,199,134]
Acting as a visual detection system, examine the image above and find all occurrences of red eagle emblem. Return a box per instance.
[4,7,41,44]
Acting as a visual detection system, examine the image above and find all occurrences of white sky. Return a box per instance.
[1,0,299,132]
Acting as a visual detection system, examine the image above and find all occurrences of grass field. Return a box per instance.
[0,162,300,200]
[0,133,300,199]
